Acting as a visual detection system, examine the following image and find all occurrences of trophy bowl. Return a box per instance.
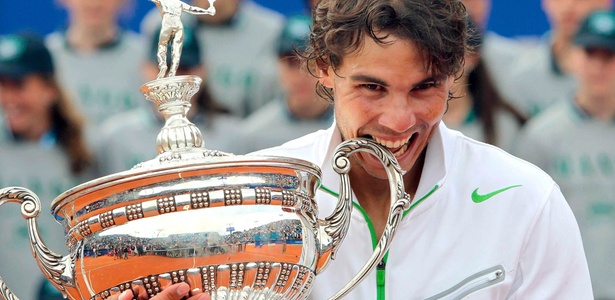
[0,75,411,300]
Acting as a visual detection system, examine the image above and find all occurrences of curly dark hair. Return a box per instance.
[303,0,469,101]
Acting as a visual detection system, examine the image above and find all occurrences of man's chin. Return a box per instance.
[355,155,397,181]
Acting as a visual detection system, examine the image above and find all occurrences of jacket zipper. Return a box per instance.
[424,265,505,300]
[352,203,385,299]
[377,260,386,300]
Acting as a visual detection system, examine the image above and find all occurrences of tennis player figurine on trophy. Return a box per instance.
[0,0,411,299]
[150,0,215,79]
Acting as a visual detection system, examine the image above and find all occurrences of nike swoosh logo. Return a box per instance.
[472,185,522,203]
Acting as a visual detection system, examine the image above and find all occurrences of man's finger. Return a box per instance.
[150,282,191,300]
[117,289,134,300]
[187,288,210,300]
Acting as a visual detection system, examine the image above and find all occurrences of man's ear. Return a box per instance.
[447,74,454,90]
[318,66,334,89]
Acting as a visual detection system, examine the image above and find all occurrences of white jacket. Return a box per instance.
[253,121,592,300]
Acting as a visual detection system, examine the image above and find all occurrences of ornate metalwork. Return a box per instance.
[64,188,314,242]
[0,187,74,300]
[156,196,177,214]
[125,203,144,221]
[141,76,204,156]
[326,138,412,299]
[190,191,210,208]
[223,188,242,206]
[0,277,16,300]
[77,220,93,237]
[255,188,271,204]
[150,0,216,79]
[100,211,116,228]
[92,263,314,300]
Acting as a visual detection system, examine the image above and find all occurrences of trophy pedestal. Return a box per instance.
[138,75,230,169]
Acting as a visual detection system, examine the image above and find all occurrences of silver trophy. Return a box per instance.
[0,1,411,299]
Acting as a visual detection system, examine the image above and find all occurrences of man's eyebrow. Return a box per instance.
[349,74,389,87]
[349,74,447,89]
[412,75,447,89]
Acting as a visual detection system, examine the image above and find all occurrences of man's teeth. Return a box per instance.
[373,137,411,149]
[373,136,412,156]
[392,144,409,156]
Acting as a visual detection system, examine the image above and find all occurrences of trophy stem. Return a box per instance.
[140,75,204,155]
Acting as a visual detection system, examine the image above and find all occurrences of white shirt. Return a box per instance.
[253,121,592,299]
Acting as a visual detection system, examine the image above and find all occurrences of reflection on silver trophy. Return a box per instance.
[0,1,410,299]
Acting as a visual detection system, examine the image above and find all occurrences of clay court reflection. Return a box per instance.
[76,205,312,294]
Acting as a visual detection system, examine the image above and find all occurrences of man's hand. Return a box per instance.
[108,282,210,300]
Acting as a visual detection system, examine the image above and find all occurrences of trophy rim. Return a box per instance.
[50,154,322,213]
[139,74,202,94]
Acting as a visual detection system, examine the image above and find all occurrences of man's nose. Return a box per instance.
[377,95,416,133]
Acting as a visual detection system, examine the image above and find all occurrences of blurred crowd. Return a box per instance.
[0,0,614,299]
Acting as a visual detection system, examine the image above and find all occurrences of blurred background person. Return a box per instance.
[514,10,615,298]
[503,0,612,117]
[142,0,285,118]
[46,0,146,126]
[444,20,527,152]
[95,25,245,176]
[241,15,332,153]
[461,0,536,99]
[0,32,96,300]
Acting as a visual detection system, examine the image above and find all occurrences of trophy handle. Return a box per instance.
[0,277,17,300]
[322,138,411,300]
[0,187,75,300]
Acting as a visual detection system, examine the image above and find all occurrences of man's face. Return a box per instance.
[578,47,615,98]
[461,0,491,29]
[0,75,56,138]
[542,0,612,37]
[320,36,451,180]
[61,0,126,28]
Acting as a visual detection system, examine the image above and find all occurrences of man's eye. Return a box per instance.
[362,84,382,91]
[414,81,438,90]
[416,81,437,90]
